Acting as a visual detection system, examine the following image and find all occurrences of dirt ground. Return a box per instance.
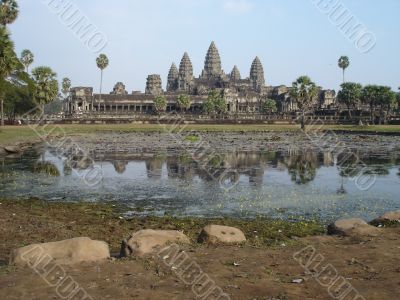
[0,199,399,300]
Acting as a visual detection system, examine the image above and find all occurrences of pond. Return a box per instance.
[1,146,399,223]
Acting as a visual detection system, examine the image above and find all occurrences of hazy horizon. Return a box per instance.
[10,0,400,93]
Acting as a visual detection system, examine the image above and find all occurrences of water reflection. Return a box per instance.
[1,146,400,222]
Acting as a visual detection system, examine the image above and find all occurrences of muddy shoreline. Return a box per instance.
[0,198,399,299]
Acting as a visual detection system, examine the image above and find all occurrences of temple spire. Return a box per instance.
[201,41,222,79]
[250,56,265,91]
[167,63,179,91]
[178,52,194,91]
[230,65,241,81]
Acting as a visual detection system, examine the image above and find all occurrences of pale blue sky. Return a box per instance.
[10,0,400,93]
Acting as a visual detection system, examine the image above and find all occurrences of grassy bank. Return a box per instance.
[1,124,400,146]
[0,197,324,261]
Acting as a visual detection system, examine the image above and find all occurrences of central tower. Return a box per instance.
[201,41,223,79]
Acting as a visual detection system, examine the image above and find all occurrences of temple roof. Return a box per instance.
[168,63,178,80]
[250,56,265,87]
[179,52,193,79]
[202,41,222,78]
[230,65,241,81]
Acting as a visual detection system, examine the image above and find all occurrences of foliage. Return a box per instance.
[176,94,191,111]
[0,25,22,125]
[154,95,167,113]
[290,76,318,111]
[31,66,59,108]
[2,72,35,121]
[20,49,33,73]
[96,53,109,70]
[61,77,71,98]
[203,90,227,114]
[338,56,350,82]
[0,26,21,78]
[262,98,277,113]
[290,76,318,129]
[337,82,362,118]
[0,0,18,26]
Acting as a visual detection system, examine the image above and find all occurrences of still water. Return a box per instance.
[1,147,399,223]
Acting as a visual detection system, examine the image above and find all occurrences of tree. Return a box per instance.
[96,53,109,109]
[290,76,318,130]
[202,98,214,114]
[154,96,167,114]
[337,82,362,119]
[61,77,71,99]
[0,26,21,126]
[261,98,277,114]
[376,86,397,124]
[361,85,380,124]
[2,71,35,123]
[31,66,59,112]
[202,90,227,115]
[20,49,34,73]
[338,56,350,83]
[0,0,19,26]
[176,94,191,112]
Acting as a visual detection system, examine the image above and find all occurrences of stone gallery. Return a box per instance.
[65,42,335,115]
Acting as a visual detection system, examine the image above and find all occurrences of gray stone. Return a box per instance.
[120,230,190,257]
[11,237,110,267]
[371,211,400,225]
[198,225,246,244]
[4,146,21,153]
[328,218,381,237]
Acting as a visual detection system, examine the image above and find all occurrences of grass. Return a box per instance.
[184,135,200,143]
[0,197,325,254]
[1,124,400,146]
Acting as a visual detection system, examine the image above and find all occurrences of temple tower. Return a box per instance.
[201,41,223,79]
[250,57,265,91]
[230,65,241,82]
[167,63,179,92]
[145,74,163,95]
[111,82,128,95]
[178,52,194,92]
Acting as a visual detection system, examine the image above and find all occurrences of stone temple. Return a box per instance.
[66,42,335,115]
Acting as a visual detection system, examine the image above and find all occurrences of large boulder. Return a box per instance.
[198,225,246,245]
[328,218,381,237]
[11,237,110,267]
[0,147,7,156]
[4,145,21,153]
[371,211,400,226]
[120,230,190,257]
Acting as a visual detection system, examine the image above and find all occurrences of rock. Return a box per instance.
[198,225,246,244]
[328,218,381,237]
[0,147,6,156]
[4,146,21,153]
[120,230,190,257]
[11,237,110,267]
[371,211,400,225]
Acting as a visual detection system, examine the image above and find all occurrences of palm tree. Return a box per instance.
[0,0,19,26]
[96,54,109,111]
[176,94,191,112]
[20,49,34,73]
[31,66,59,112]
[61,77,71,99]
[0,26,20,126]
[290,76,318,130]
[154,96,167,114]
[338,56,350,84]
